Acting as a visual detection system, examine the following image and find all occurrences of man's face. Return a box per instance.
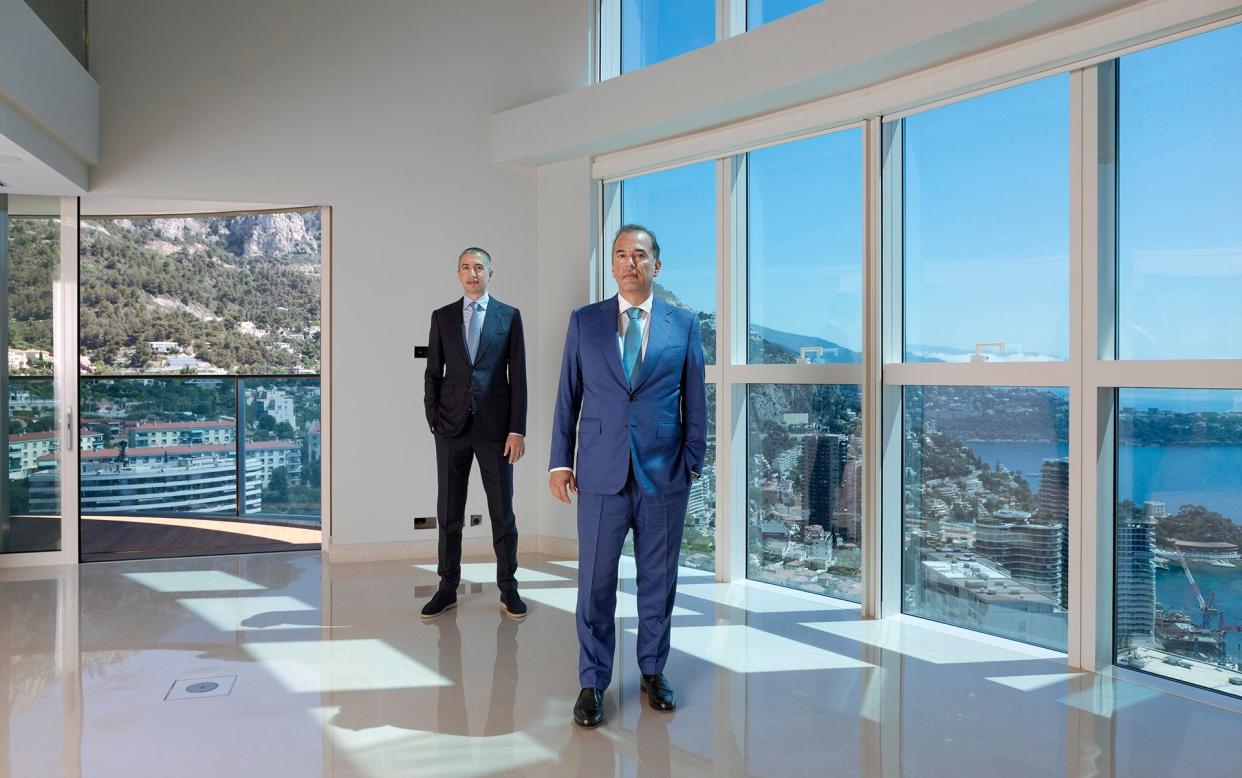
[458,252,492,298]
[611,231,660,299]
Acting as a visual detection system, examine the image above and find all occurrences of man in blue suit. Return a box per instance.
[549,224,707,728]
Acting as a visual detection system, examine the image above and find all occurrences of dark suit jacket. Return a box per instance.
[424,297,527,441]
[549,296,706,495]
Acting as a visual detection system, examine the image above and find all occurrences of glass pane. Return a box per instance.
[682,384,716,571]
[619,162,716,363]
[77,378,240,521]
[80,211,322,376]
[22,0,87,67]
[1117,23,1242,360]
[4,202,61,554]
[621,0,715,73]
[747,383,862,601]
[1115,388,1242,698]
[903,386,1069,650]
[748,129,862,364]
[6,380,60,552]
[242,377,321,523]
[747,0,822,28]
[901,75,1069,362]
[76,377,313,557]
[622,384,717,571]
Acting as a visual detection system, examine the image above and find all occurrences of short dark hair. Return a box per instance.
[613,224,660,260]
[459,247,492,266]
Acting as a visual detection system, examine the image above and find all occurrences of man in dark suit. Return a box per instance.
[423,247,528,620]
[549,225,707,727]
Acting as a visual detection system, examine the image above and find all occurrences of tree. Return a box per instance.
[8,479,31,515]
[302,458,321,486]
[265,467,290,504]
[129,343,152,369]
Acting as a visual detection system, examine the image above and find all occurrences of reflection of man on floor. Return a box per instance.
[433,613,518,737]
[549,224,707,728]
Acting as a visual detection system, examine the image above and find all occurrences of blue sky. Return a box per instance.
[903,74,1070,359]
[749,130,862,352]
[747,0,822,29]
[1118,23,1242,360]
[621,0,714,73]
[620,161,717,314]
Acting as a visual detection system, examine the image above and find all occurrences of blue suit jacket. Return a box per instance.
[549,296,707,496]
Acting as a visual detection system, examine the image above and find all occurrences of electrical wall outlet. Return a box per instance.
[470,514,482,527]
[414,516,436,530]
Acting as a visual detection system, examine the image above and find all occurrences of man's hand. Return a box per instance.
[504,434,525,464]
[549,470,578,504]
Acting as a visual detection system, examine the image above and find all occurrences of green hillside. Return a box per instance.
[79,213,321,374]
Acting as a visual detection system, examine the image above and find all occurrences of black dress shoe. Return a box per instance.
[573,687,604,728]
[420,590,457,619]
[500,590,527,620]
[640,673,677,711]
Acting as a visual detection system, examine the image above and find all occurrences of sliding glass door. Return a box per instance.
[76,208,324,560]
[2,195,74,558]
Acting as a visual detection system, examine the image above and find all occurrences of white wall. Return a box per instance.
[533,157,594,546]
[87,0,590,554]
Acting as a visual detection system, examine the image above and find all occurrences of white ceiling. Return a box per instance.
[0,132,82,196]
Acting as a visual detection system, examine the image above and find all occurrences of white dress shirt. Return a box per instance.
[617,293,654,359]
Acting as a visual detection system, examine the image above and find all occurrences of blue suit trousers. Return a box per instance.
[575,473,689,690]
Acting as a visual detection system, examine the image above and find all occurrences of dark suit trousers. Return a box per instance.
[575,472,689,690]
[434,425,519,593]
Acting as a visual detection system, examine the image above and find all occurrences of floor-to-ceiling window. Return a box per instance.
[2,196,66,555]
[1111,22,1242,694]
[887,74,1072,650]
[76,209,323,560]
[745,127,864,600]
[613,162,718,572]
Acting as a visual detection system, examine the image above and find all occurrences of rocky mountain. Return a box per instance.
[112,210,321,260]
[79,211,322,375]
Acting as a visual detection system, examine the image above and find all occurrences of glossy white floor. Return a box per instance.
[2,550,1239,778]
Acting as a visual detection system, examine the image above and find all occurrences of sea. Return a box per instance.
[962,441,1242,522]
[964,439,1242,662]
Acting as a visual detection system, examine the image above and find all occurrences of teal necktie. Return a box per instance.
[467,301,483,362]
[623,307,644,386]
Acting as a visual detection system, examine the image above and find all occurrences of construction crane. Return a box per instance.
[1174,554,1241,670]
[1178,552,1220,629]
